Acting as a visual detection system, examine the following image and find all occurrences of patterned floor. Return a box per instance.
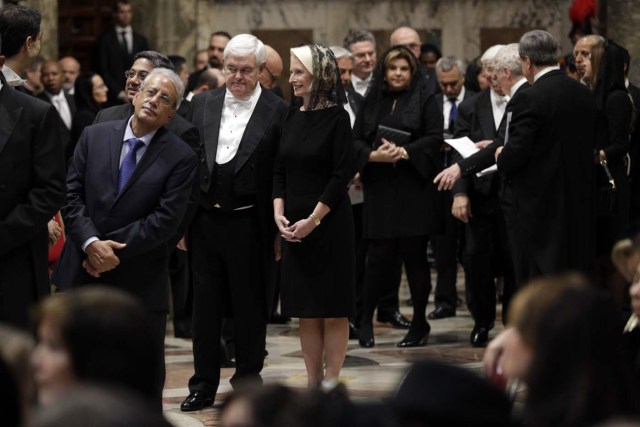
[161,271,502,426]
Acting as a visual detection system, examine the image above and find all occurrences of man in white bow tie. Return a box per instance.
[343,29,377,97]
[180,33,289,412]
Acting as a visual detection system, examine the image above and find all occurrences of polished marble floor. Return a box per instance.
[161,271,503,426]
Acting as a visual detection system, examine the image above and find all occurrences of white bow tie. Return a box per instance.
[495,96,508,107]
[225,97,252,110]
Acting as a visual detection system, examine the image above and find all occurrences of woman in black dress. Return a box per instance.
[588,40,633,288]
[68,72,108,161]
[273,44,355,388]
[353,46,444,348]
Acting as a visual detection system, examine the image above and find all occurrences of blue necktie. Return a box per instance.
[448,98,458,133]
[118,138,144,192]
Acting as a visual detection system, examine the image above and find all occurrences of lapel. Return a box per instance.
[476,89,496,138]
[437,94,444,115]
[115,127,169,202]
[202,89,225,173]
[234,91,275,174]
[0,85,23,156]
[108,120,128,194]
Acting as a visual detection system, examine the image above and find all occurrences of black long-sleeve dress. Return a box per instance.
[273,105,355,318]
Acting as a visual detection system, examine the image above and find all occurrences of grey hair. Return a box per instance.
[481,45,505,67]
[519,30,559,66]
[223,34,267,65]
[342,29,376,51]
[435,55,466,75]
[493,44,522,76]
[330,45,352,60]
[140,68,184,109]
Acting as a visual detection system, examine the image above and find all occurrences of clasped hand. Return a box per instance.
[373,139,404,163]
[83,239,127,278]
[275,214,315,243]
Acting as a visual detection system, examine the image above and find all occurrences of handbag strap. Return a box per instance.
[598,152,617,191]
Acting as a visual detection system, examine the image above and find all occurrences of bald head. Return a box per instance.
[259,45,283,89]
[59,56,80,91]
[194,67,224,94]
[390,26,421,59]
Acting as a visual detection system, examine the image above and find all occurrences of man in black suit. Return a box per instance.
[180,34,288,411]
[53,68,198,405]
[0,8,66,329]
[428,55,474,321]
[449,45,522,346]
[622,48,640,221]
[94,0,149,105]
[94,50,200,339]
[38,60,76,158]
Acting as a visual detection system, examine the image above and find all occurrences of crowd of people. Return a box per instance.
[2,0,640,425]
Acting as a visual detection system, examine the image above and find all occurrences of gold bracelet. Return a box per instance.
[309,212,321,226]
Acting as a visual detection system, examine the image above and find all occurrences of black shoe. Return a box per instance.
[180,391,214,412]
[358,323,375,348]
[427,306,456,320]
[270,311,291,324]
[348,321,360,340]
[397,322,431,348]
[470,325,492,347]
[377,310,412,329]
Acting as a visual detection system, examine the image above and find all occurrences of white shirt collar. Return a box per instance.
[351,73,371,96]
[115,25,132,33]
[224,83,262,109]
[1,66,26,87]
[510,77,527,97]
[123,115,157,146]
[533,66,560,83]
[444,86,466,105]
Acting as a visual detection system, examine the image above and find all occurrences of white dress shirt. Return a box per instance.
[351,73,372,97]
[443,86,466,131]
[47,91,73,130]
[1,66,26,87]
[490,89,509,130]
[115,25,133,54]
[343,93,356,128]
[217,84,262,165]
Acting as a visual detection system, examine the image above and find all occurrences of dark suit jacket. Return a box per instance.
[53,120,198,311]
[37,90,77,156]
[93,102,201,246]
[451,89,499,199]
[185,86,289,314]
[0,81,66,325]
[93,28,149,104]
[628,82,640,219]
[496,70,596,275]
[456,82,531,178]
[346,84,364,116]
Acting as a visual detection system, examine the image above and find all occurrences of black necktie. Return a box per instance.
[449,98,458,133]
[120,31,128,54]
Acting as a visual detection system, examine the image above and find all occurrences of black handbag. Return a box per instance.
[596,152,618,216]
[373,125,411,149]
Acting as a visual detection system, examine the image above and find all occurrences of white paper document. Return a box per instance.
[444,137,497,177]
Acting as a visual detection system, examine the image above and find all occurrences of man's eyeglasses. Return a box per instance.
[141,87,174,107]
[125,69,150,80]
[225,65,256,76]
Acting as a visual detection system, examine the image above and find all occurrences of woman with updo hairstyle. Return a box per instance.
[31,286,159,407]
[68,72,108,160]
[353,45,444,348]
[273,44,355,388]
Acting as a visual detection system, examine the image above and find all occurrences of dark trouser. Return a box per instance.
[146,310,168,408]
[352,204,401,326]
[462,205,515,328]
[188,208,267,397]
[169,248,192,331]
[432,193,459,312]
[0,245,40,329]
[362,237,431,335]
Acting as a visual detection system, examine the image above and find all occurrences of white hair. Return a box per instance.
[140,68,184,109]
[481,44,506,67]
[493,43,522,76]
[223,33,267,65]
[330,45,352,60]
